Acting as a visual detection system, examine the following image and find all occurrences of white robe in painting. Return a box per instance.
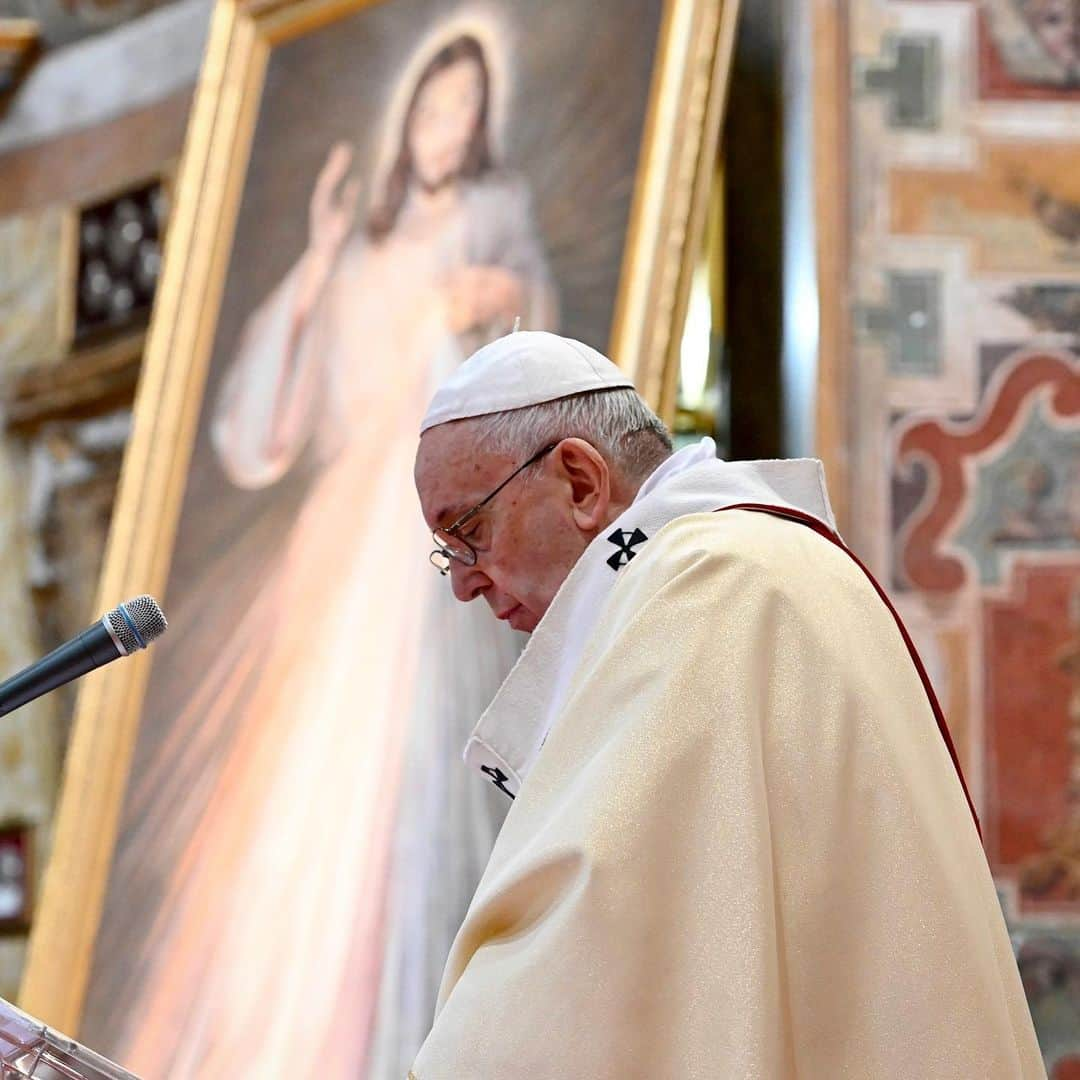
[121,173,556,1079]
[411,440,1046,1080]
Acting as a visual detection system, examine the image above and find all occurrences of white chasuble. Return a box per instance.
[410,442,1044,1079]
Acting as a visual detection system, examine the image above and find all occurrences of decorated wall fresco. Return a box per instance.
[845,0,1080,1070]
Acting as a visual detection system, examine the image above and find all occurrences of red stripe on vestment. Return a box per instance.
[714,503,981,839]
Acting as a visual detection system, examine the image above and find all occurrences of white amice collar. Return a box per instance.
[462,438,838,800]
[634,436,718,501]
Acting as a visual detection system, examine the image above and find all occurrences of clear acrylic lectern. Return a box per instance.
[0,998,139,1079]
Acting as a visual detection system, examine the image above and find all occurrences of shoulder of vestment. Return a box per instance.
[602,507,859,620]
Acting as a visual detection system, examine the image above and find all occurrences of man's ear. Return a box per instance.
[555,438,610,531]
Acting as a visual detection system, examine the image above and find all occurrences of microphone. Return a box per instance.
[0,596,167,718]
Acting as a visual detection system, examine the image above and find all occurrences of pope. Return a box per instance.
[409,331,1045,1078]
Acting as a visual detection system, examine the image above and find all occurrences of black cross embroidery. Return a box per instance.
[480,764,516,800]
[606,527,647,570]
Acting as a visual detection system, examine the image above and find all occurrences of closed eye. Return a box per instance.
[461,519,489,547]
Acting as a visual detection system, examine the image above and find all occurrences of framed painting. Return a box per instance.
[21,0,739,1074]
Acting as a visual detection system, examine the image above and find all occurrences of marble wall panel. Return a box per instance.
[844,0,1080,1065]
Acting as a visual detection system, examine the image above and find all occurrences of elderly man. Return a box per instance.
[409,331,1044,1078]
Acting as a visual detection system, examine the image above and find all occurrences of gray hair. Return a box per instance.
[461,387,673,485]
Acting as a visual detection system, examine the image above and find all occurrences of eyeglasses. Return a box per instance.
[429,442,559,575]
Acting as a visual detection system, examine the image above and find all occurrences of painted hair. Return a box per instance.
[367,34,494,241]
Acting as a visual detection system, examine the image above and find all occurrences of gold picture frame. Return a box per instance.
[811,0,851,535]
[21,0,739,1047]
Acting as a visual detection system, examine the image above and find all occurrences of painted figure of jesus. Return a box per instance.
[118,29,557,1079]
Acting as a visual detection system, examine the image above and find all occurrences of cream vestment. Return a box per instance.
[410,439,1045,1079]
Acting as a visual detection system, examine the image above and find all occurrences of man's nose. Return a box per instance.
[449,558,489,603]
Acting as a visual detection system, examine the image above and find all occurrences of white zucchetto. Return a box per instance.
[419,331,635,435]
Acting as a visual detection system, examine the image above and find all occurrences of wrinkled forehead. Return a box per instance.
[414,423,512,525]
[414,421,476,481]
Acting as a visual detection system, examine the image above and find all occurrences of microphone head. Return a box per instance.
[104,596,168,656]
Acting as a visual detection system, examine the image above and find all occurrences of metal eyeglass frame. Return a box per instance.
[429,441,559,575]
